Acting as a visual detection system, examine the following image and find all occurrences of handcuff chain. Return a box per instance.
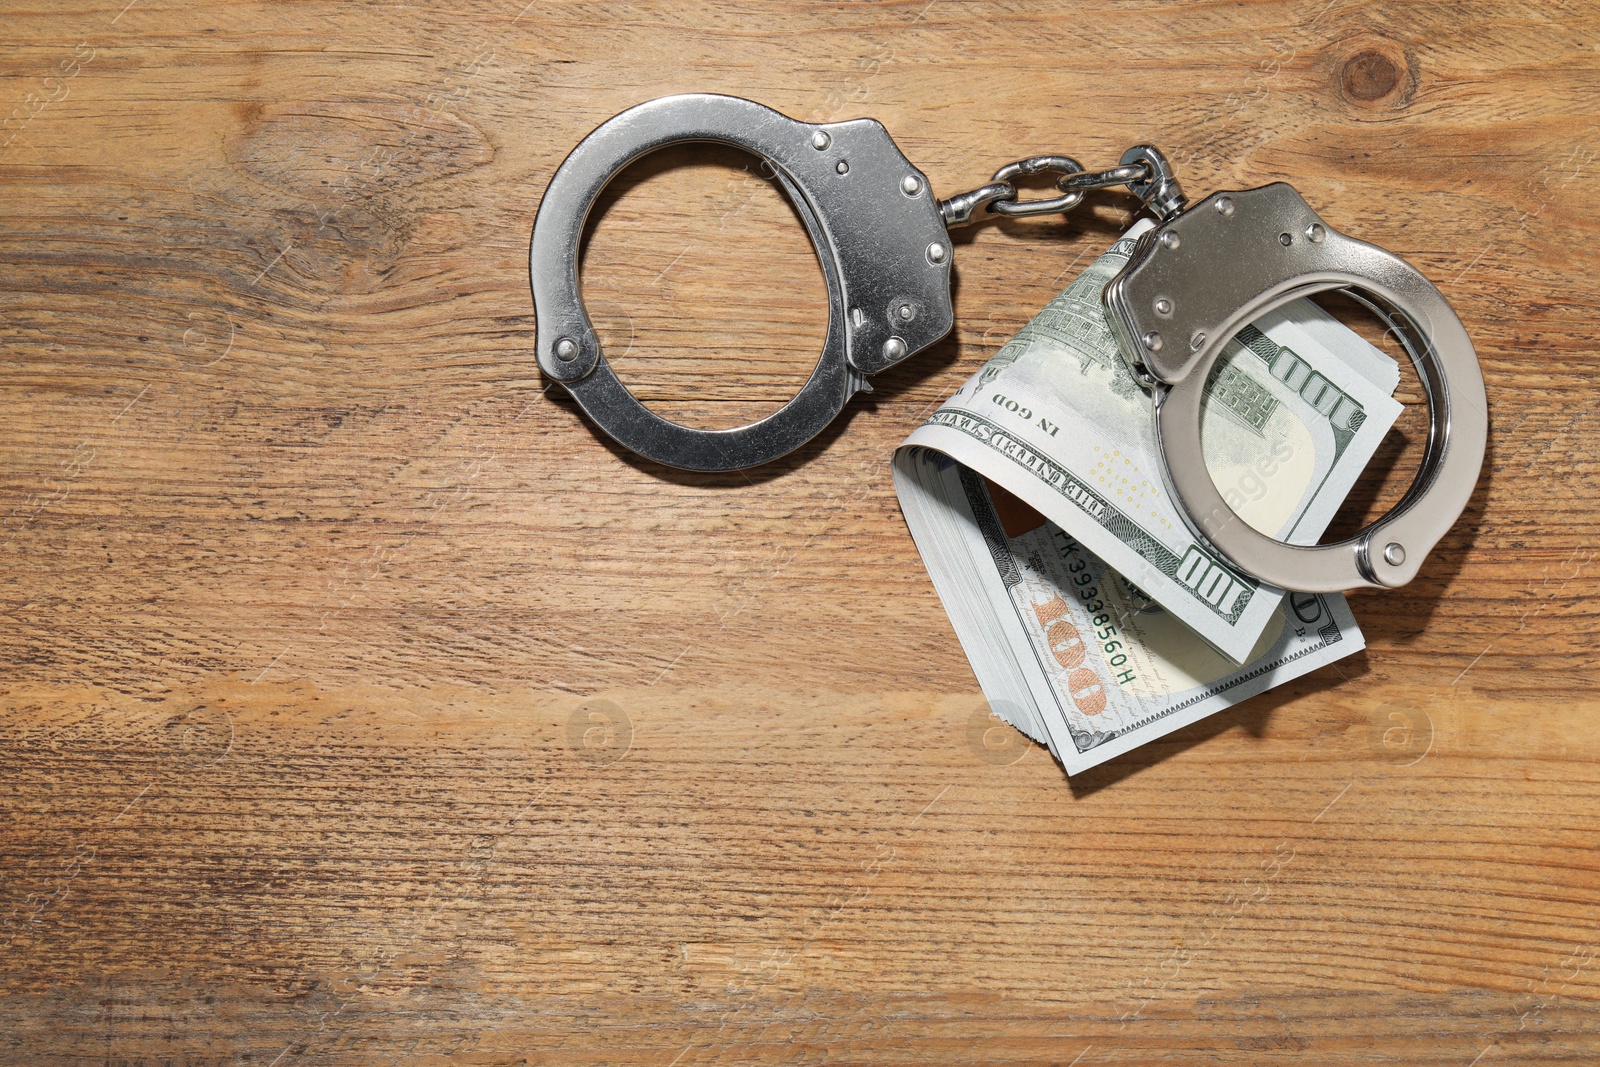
[938,148,1183,228]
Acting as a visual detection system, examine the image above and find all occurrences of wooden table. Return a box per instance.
[3,1,1598,1062]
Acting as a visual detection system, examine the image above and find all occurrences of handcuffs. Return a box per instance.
[530,94,1486,594]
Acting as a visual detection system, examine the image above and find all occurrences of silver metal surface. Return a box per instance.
[938,146,1184,229]
[1118,145,1187,221]
[937,180,1015,227]
[530,93,954,472]
[988,156,1087,217]
[1103,182,1488,592]
[1057,162,1150,191]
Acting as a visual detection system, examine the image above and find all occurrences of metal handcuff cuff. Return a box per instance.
[531,94,1486,594]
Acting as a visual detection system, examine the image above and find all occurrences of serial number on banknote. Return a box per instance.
[1034,529,1139,688]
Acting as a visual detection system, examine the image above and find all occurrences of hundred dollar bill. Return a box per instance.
[894,451,1364,775]
[900,219,1402,662]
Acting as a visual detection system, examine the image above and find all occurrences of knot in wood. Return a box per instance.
[1342,50,1399,101]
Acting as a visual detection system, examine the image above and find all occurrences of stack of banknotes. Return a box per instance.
[893,219,1403,775]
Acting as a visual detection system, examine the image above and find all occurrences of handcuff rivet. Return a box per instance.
[927,242,948,264]
[883,336,908,361]
[1154,297,1173,316]
[555,337,578,362]
[897,303,916,321]
[901,175,922,196]
[1278,231,1294,247]
[1306,222,1327,243]
[1160,231,1181,250]
[1214,195,1235,216]
[811,130,830,150]
[836,160,849,175]
[1383,542,1406,566]
[1143,330,1164,353]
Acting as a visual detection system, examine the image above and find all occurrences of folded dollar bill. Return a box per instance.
[900,218,1402,663]
[893,221,1403,774]
[896,453,1365,775]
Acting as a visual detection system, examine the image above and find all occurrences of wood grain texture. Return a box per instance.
[2,0,1598,1062]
